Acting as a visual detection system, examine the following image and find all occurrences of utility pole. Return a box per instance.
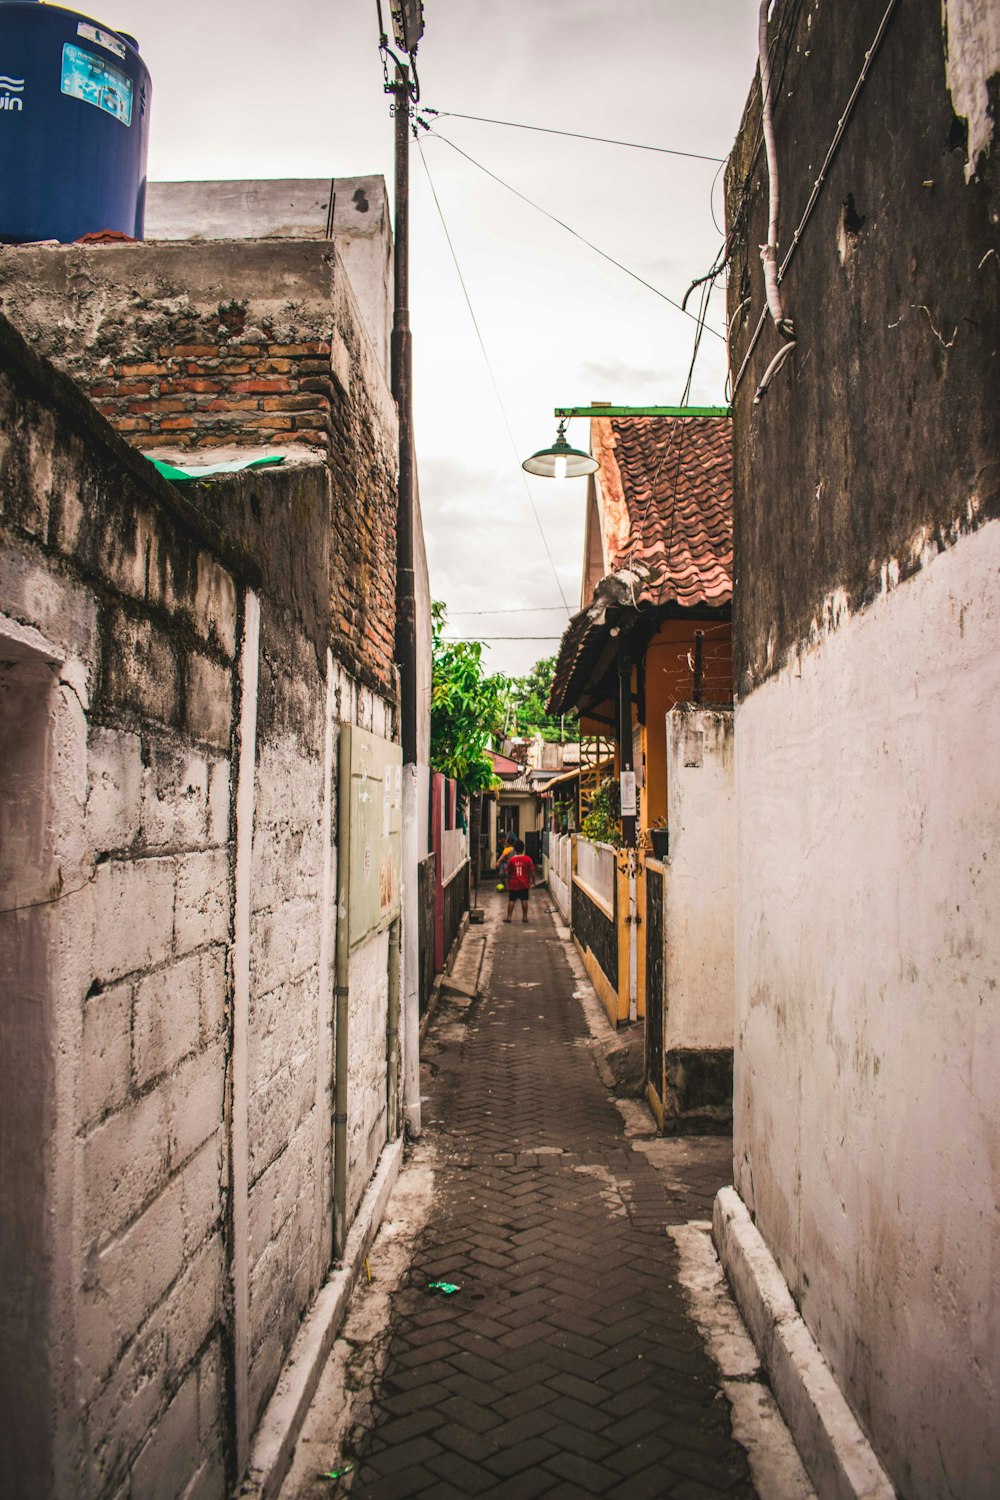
[391,60,416,766]
[379,0,424,1137]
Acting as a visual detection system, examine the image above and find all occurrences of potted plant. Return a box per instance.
[649,819,669,859]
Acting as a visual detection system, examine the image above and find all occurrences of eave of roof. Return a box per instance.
[593,414,733,611]
[549,414,733,716]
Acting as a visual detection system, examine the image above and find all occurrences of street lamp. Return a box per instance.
[522,404,732,479]
[521,419,599,479]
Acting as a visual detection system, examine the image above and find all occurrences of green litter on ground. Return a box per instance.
[427,1280,460,1295]
[318,1462,354,1480]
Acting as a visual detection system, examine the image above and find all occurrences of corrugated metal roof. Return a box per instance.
[496,773,536,795]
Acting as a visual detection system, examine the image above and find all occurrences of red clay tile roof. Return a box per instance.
[593,414,732,608]
[547,415,732,715]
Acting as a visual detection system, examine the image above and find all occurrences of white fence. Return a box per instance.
[441,826,469,886]
[574,837,615,915]
[547,833,573,921]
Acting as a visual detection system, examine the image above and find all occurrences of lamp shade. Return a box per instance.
[521,421,599,479]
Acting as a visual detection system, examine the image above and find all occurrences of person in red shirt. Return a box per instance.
[503,839,534,924]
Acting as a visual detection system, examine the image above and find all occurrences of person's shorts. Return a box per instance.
[508,887,529,902]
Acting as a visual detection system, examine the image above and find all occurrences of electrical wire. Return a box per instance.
[420,108,725,163]
[731,0,899,399]
[448,605,571,615]
[442,635,564,642]
[416,136,573,614]
[0,868,97,918]
[421,131,725,341]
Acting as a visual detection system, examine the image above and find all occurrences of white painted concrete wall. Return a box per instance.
[733,520,1000,1498]
[663,706,735,1050]
[547,833,573,922]
[575,837,615,914]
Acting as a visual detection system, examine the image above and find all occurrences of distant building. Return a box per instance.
[549,412,736,1128]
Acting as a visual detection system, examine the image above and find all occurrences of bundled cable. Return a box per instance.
[754,0,797,402]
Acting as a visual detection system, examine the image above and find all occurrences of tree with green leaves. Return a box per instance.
[507,655,577,742]
[430,603,509,796]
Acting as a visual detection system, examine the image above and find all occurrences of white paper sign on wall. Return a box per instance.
[620,770,637,817]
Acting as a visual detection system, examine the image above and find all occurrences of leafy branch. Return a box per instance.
[430,602,509,796]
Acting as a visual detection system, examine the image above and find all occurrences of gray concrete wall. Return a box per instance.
[0,283,404,1499]
[0,309,240,1500]
[144,176,393,380]
[727,2,1000,1493]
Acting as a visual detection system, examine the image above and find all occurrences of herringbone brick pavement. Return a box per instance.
[351,893,756,1498]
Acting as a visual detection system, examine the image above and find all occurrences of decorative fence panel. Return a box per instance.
[442,859,470,968]
[571,877,617,992]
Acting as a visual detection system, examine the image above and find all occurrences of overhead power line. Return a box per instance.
[422,132,725,340]
[442,634,564,642]
[421,108,726,163]
[416,136,573,614]
[448,605,570,616]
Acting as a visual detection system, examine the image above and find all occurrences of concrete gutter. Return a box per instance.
[242,1136,405,1500]
[713,1189,896,1500]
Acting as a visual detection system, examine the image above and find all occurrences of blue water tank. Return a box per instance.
[0,1,151,243]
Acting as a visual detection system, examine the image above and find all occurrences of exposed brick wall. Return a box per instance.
[0,238,401,695]
[89,331,335,453]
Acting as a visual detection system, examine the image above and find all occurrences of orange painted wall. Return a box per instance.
[642,620,732,827]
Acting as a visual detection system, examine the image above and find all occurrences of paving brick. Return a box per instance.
[431,1423,499,1464]
[344,895,756,1500]
[544,1448,621,1493]
[482,1435,560,1478]
[364,1434,443,1477]
[424,1448,495,1493]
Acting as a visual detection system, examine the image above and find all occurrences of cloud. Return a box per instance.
[579,358,669,392]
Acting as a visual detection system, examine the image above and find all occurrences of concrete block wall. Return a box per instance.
[0,314,238,1500]
[0,246,405,1497]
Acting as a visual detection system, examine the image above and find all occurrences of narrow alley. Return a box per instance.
[279,893,779,1500]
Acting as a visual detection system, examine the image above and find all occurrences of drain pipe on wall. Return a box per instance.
[333,723,352,1259]
[386,915,401,1139]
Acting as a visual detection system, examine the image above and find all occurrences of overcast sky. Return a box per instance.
[110,0,760,676]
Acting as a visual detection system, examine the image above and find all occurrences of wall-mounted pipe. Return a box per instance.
[755,0,797,403]
[333,723,352,1258]
[386,915,401,1139]
[758,0,793,337]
